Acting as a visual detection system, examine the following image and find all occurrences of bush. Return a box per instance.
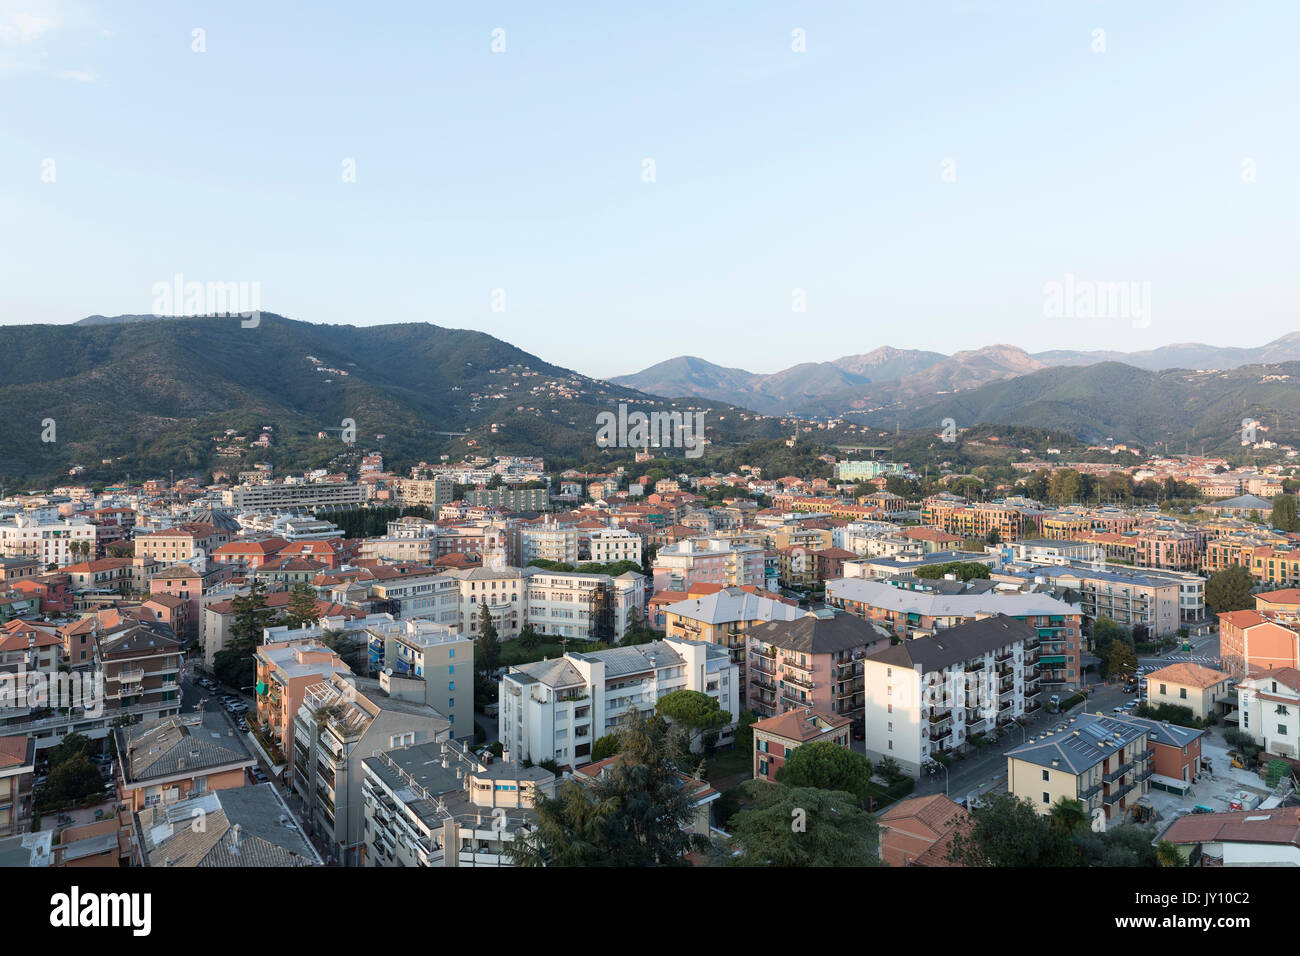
[1223,728,1257,750]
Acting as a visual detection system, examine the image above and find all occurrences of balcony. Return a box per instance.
[965,711,985,726]
[834,680,864,699]
[1025,638,1040,650]
[1135,767,1154,783]
[966,660,986,672]
[1137,748,1155,762]
[783,672,815,692]
[750,657,776,676]
[751,674,776,691]
[1103,761,1135,784]
[1103,782,1136,806]
[1078,781,1102,800]
[118,668,144,684]
[995,651,1014,664]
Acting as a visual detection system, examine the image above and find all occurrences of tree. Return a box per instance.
[1047,797,1088,835]
[654,689,729,751]
[36,753,106,811]
[229,578,277,653]
[510,714,708,866]
[591,733,621,762]
[1076,825,1160,867]
[947,792,1078,867]
[517,624,541,651]
[1206,565,1255,614]
[281,581,320,630]
[46,733,94,769]
[1157,840,1186,867]
[1271,494,1299,532]
[726,781,883,867]
[476,601,501,675]
[1108,641,1138,678]
[775,741,874,803]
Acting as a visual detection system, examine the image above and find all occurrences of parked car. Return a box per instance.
[227,702,249,715]
[89,753,113,767]
[1112,706,1125,714]
[251,768,269,783]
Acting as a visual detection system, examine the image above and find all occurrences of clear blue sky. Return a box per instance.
[3,0,1297,377]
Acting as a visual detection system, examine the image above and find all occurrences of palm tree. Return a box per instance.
[1156,840,1185,867]
[1048,796,1089,835]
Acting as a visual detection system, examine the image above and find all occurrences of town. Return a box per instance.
[2,444,1298,870]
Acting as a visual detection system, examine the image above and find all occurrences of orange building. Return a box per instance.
[1218,610,1300,679]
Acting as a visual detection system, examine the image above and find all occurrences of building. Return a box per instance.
[862,616,1043,776]
[827,578,1084,688]
[523,569,647,643]
[652,537,766,593]
[134,522,227,565]
[878,794,969,867]
[661,586,803,700]
[1119,716,1205,793]
[834,461,906,482]
[361,738,555,867]
[0,736,35,837]
[1218,610,1300,679]
[291,673,453,866]
[572,754,721,841]
[515,518,579,565]
[1236,668,1300,762]
[746,610,889,724]
[1049,567,1181,638]
[499,637,739,770]
[586,528,643,566]
[462,487,549,512]
[254,641,351,759]
[1160,807,1300,867]
[99,623,184,721]
[133,783,322,867]
[396,476,456,509]
[751,708,853,785]
[221,481,368,511]
[365,618,474,738]
[1005,713,1152,823]
[0,513,96,568]
[1142,662,1232,722]
[114,712,256,812]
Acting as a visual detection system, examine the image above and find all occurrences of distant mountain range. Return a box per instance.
[612,333,1300,418]
[0,315,782,488]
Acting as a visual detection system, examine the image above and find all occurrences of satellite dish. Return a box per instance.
[384,667,393,676]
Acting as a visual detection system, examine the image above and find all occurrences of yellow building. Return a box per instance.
[1143,662,1232,722]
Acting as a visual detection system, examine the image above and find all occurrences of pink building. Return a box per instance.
[651,537,765,593]
[752,708,853,784]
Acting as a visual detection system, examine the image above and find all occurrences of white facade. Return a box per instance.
[0,514,96,567]
[498,637,738,769]
[518,520,579,565]
[587,528,642,566]
[1237,671,1300,761]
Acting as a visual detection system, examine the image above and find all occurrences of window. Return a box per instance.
[1179,688,1187,700]
[1042,769,1050,781]
[1281,725,1289,736]
[1042,792,1050,804]
[1159,684,1167,696]
[448,698,454,709]
[449,681,455,691]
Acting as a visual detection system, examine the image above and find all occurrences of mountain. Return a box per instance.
[867,361,1300,450]
[616,334,1300,418]
[796,345,1047,416]
[1030,332,1300,371]
[0,315,783,488]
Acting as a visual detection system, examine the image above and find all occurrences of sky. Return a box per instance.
[2,0,1298,378]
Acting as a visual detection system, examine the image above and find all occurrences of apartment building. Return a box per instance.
[1143,662,1232,722]
[662,587,803,700]
[523,569,647,643]
[862,616,1043,776]
[254,641,351,757]
[1006,713,1153,822]
[834,460,906,481]
[1218,610,1300,679]
[365,618,474,738]
[586,528,643,566]
[396,476,456,509]
[746,611,889,724]
[221,481,368,511]
[443,567,525,639]
[211,537,289,569]
[1247,547,1300,588]
[919,500,1043,542]
[0,736,35,837]
[841,549,998,581]
[367,564,463,626]
[99,623,183,721]
[1049,567,1180,638]
[652,537,766,593]
[827,579,1084,687]
[114,712,255,812]
[499,637,738,770]
[463,487,550,512]
[1236,668,1300,762]
[1133,529,1200,572]
[149,563,228,642]
[134,522,227,564]
[361,738,555,867]
[292,672,453,866]
[751,708,852,785]
[516,517,579,565]
[0,513,96,568]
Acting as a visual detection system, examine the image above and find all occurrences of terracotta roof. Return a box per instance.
[214,537,288,555]
[1246,666,1300,693]
[752,708,851,743]
[1144,661,1231,689]
[1162,807,1300,848]
[1258,589,1300,606]
[1219,610,1267,628]
[0,736,33,769]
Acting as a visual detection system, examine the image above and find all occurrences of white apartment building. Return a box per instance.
[235,514,343,540]
[442,567,526,640]
[1237,668,1300,762]
[861,615,1043,777]
[517,518,579,565]
[522,570,647,643]
[221,481,368,511]
[499,637,738,769]
[586,528,643,566]
[0,514,96,568]
[368,567,461,627]
[360,738,555,868]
